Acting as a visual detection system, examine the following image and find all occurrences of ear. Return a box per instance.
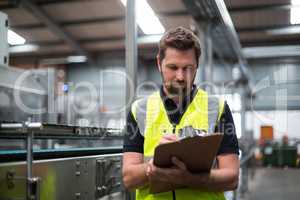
[156,54,162,72]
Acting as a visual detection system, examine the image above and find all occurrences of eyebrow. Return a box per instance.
[165,63,177,67]
[166,63,195,68]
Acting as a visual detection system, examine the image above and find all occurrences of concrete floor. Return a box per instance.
[245,168,300,200]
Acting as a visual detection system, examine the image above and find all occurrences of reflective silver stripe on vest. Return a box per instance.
[136,97,147,137]
[207,96,220,133]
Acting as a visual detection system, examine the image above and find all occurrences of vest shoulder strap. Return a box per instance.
[207,95,225,133]
[194,88,225,133]
[131,95,151,136]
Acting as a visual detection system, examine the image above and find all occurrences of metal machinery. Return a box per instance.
[0,12,125,200]
[0,69,125,200]
[0,123,124,200]
[0,11,8,66]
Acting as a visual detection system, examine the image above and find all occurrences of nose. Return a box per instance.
[176,68,185,81]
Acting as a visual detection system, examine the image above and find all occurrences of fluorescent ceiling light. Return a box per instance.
[120,0,165,35]
[67,55,87,63]
[40,58,68,65]
[40,55,87,65]
[243,45,300,58]
[9,44,39,53]
[267,25,300,35]
[291,0,300,25]
[138,34,163,44]
[8,29,26,45]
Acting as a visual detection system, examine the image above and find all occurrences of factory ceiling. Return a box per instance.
[0,0,299,65]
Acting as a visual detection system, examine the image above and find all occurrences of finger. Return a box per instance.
[149,158,153,164]
[146,163,151,177]
[159,138,170,144]
[163,134,178,141]
[149,166,172,182]
[172,157,187,170]
[160,138,176,145]
[160,135,178,144]
[146,158,155,176]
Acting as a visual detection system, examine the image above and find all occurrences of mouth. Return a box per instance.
[170,81,186,88]
[166,81,188,95]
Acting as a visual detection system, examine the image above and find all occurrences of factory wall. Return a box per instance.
[246,110,300,140]
[66,52,147,128]
[208,59,300,140]
[245,59,300,140]
[212,62,234,83]
[248,60,300,110]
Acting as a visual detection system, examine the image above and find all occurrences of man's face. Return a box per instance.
[157,47,198,98]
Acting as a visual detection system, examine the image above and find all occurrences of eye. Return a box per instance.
[184,65,194,72]
[166,64,178,70]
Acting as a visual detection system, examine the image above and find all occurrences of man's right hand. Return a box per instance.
[159,134,178,145]
[146,157,192,186]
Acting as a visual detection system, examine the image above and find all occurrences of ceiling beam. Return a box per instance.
[10,10,188,30]
[28,36,125,47]
[9,48,159,64]
[20,34,165,48]
[160,10,188,17]
[34,0,83,6]
[0,0,84,9]
[11,16,124,30]
[13,21,298,35]
[0,5,15,9]
[228,3,295,13]
[243,45,300,59]
[1,1,296,14]
[241,38,300,47]
[25,31,300,48]
[19,0,95,64]
[237,24,300,33]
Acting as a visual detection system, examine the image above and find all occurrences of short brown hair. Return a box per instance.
[158,26,201,65]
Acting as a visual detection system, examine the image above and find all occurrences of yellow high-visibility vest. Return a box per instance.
[131,88,225,200]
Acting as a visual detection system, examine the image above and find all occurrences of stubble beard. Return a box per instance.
[164,81,191,99]
[160,70,196,100]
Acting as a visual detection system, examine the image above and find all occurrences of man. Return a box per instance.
[122,27,239,200]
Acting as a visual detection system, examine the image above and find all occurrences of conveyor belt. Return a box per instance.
[0,146,123,162]
[0,134,124,140]
[0,122,124,140]
[0,122,122,137]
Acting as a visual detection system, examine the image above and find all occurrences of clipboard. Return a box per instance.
[149,133,224,194]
